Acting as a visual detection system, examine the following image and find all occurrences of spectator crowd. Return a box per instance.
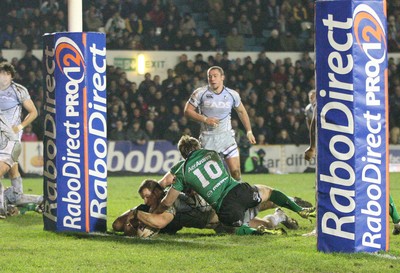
[1,1,400,52]
[0,0,399,148]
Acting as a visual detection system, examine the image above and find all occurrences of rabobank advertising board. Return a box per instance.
[316,0,388,252]
[43,32,107,233]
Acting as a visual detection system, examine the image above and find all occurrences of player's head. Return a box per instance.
[138,179,165,208]
[207,66,225,91]
[207,66,224,77]
[0,62,16,79]
[178,135,201,159]
[308,89,316,104]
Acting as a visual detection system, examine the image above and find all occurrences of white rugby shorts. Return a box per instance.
[199,130,239,159]
[0,140,21,167]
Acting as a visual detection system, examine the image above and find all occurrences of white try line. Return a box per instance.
[367,252,400,260]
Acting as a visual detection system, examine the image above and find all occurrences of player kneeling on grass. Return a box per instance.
[151,135,315,235]
[113,179,298,237]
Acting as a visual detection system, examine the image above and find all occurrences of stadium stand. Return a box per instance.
[0,0,399,148]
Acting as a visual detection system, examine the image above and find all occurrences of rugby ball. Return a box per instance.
[136,222,159,238]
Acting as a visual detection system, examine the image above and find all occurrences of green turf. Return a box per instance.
[1,173,399,272]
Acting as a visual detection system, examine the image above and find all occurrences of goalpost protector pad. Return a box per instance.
[43,32,107,232]
[315,0,389,252]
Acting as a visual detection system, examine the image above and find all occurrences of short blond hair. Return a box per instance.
[177,135,201,159]
[207,66,224,77]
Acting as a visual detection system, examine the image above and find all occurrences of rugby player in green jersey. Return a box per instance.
[113,171,298,237]
[154,135,315,234]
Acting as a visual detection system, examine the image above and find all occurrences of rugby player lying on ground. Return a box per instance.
[152,136,315,234]
[112,179,299,237]
[113,136,314,237]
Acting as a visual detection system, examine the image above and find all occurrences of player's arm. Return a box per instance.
[14,99,38,133]
[304,106,316,161]
[158,171,175,189]
[136,210,174,229]
[154,187,180,214]
[112,209,132,232]
[184,101,218,126]
[235,102,256,144]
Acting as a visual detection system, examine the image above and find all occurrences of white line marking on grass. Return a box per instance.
[367,253,400,260]
[154,236,241,247]
[89,232,241,246]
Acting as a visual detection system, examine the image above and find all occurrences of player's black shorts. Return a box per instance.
[217,182,261,227]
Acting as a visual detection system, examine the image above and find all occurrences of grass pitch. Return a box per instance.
[1,173,400,272]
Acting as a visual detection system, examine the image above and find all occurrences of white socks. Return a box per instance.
[264,210,287,227]
[0,182,5,210]
[11,176,23,194]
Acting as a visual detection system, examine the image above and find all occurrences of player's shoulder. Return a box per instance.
[192,85,208,96]
[11,82,30,98]
[198,149,218,158]
[11,82,28,92]
[171,159,185,173]
[186,149,207,163]
[189,86,208,105]
[223,86,239,94]
[223,86,240,99]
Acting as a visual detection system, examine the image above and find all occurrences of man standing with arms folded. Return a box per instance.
[184,66,256,181]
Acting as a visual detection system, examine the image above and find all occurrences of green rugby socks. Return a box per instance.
[389,195,400,224]
[269,190,304,213]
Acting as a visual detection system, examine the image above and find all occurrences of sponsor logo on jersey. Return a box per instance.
[204,101,231,109]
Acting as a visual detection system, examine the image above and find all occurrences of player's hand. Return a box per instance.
[204,116,219,128]
[12,124,23,134]
[124,210,139,236]
[304,147,316,161]
[246,131,256,144]
[126,209,139,228]
[126,209,135,222]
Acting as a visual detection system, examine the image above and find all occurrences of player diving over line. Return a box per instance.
[113,136,315,237]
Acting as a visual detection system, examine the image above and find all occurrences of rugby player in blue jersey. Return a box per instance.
[184,66,256,181]
[0,63,42,218]
[0,114,21,218]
